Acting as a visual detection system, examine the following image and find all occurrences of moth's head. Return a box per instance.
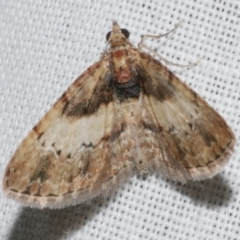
[106,21,130,46]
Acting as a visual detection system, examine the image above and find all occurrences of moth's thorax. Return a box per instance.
[108,21,134,84]
[110,47,132,84]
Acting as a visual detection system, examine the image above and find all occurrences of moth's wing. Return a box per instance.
[138,52,235,183]
[3,59,132,208]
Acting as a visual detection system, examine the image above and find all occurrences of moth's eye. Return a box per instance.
[121,28,130,39]
[106,29,130,41]
[106,31,111,41]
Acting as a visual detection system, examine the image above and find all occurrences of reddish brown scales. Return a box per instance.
[112,49,125,58]
[111,49,132,83]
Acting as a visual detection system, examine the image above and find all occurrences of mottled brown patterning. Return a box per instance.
[3,21,235,208]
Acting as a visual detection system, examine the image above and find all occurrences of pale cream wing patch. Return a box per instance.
[3,59,133,208]
[138,52,235,183]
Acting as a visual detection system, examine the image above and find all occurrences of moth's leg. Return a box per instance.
[138,21,201,68]
[99,50,109,60]
[100,42,110,60]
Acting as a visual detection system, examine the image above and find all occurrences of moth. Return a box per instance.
[3,21,235,208]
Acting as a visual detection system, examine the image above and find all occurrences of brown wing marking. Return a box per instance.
[139,52,235,182]
[3,59,131,208]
